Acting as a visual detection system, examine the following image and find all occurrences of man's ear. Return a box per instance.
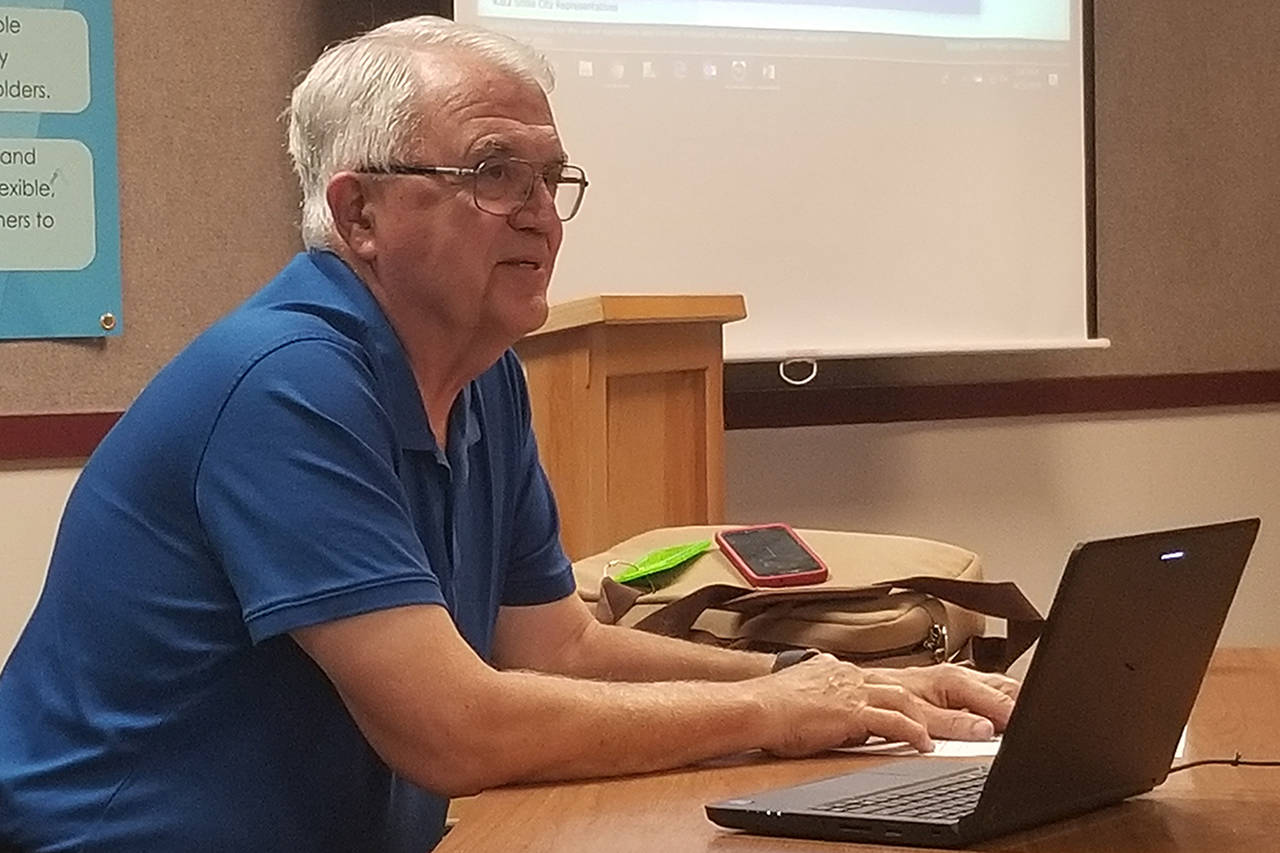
[326,172,379,261]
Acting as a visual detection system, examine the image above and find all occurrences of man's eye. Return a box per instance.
[478,162,508,181]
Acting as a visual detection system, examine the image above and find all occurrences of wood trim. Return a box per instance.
[4,371,1277,460]
[724,371,1280,429]
[0,412,122,461]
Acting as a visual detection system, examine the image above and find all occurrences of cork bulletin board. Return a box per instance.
[0,0,341,416]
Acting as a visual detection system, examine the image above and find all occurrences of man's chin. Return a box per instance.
[522,296,550,335]
[499,295,550,342]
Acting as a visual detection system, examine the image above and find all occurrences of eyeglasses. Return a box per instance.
[360,156,589,222]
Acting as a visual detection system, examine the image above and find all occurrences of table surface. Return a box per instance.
[440,647,1280,852]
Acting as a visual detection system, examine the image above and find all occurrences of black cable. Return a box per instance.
[1168,751,1280,774]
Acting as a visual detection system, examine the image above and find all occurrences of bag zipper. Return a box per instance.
[832,623,949,664]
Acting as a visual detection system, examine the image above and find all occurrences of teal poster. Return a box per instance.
[0,1,121,338]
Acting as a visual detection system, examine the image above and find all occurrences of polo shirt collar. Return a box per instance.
[307,250,481,456]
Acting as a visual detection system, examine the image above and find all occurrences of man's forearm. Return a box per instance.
[302,603,1008,801]
[549,619,775,682]
[455,668,773,793]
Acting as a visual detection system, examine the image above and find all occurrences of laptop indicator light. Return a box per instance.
[1160,551,1185,561]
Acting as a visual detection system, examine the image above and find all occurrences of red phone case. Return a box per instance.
[715,524,829,588]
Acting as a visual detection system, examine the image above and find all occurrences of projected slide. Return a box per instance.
[478,0,1069,41]
[460,0,1087,360]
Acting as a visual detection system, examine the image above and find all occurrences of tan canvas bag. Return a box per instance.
[574,526,1044,672]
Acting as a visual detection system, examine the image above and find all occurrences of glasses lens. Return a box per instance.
[554,166,587,222]
[473,158,532,216]
[472,159,586,221]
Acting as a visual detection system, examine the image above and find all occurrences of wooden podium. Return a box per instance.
[515,294,747,561]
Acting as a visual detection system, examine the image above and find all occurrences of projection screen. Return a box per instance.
[456,0,1092,361]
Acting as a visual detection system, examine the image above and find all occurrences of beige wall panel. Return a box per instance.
[0,464,77,662]
[725,407,1280,647]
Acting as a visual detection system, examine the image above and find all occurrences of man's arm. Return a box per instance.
[493,593,1019,741]
[293,603,951,798]
[492,592,775,682]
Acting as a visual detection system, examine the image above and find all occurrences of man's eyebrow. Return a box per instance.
[468,137,569,165]
[469,139,515,159]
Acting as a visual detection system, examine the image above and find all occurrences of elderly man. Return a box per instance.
[0,16,1017,853]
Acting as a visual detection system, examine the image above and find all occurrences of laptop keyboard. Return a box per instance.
[813,765,990,822]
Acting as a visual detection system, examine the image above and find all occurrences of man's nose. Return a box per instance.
[511,178,560,231]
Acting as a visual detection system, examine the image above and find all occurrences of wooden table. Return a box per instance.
[440,648,1280,852]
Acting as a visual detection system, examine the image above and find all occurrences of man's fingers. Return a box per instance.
[858,707,934,754]
[964,669,1020,702]
[861,683,932,731]
[984,672,1021,702]
[864,664,1020,733]
[860,683,941,751]
[921,706,996,741]
[939,674,1017,731]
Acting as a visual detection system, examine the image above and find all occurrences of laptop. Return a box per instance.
[706,518,1260,848]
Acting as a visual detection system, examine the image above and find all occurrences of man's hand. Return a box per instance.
[755,655,1020,758]
[865,663,1019,741]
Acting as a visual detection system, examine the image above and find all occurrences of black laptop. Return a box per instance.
[706,519,1260,848]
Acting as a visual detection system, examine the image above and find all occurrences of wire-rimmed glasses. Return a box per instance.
[360,156,588,222]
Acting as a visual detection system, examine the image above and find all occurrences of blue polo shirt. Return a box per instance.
[0,250,575,852]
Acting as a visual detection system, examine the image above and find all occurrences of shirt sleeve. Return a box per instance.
[499,354,577,607]
[194,336,446,642]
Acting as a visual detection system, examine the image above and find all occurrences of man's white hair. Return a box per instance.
[286,16,554,249]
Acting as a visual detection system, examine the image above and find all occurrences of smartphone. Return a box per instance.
[715,524,829,587]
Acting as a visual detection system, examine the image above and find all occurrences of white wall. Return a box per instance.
[726,405,1280,646]
[3,404,1278,665]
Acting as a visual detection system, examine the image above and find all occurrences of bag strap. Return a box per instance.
[595,579,747,633]
[593,575,1044,672]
